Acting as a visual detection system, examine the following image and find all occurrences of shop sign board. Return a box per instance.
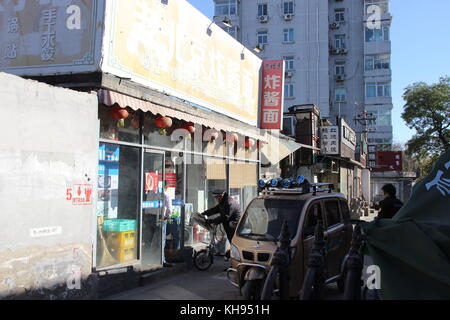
[0,0,103,75]
[320,126,339,155]
[260,60,285,130]
[373,151,403,172]
[101,0,262,126]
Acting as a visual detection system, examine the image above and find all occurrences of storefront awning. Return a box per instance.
[261,133,304,165]
[98,89,266,142]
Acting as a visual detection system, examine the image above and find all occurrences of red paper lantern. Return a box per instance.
[182,123,196,134]
[109,104,129,120]
[244,137,256,149]
[226,133,239,144]
[131,114,140,129]
[155,116,173,129]
[210,131,219,141]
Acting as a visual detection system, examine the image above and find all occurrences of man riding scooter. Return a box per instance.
[200,190,242,259]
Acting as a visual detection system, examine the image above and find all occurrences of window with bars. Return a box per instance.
[257,30,268,46]
[215,0,237,16]
[283,28,294,43]
[365,25,390,42]
[366,82,391,98]
[335,34,346,48]
[284,56,295,71]
[335,8,345,22]
[283,1,294,14]
[258,3,268,16]
[365,54,390,70]
[335,88,347,102]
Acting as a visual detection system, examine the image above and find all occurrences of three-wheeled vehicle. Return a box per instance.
[227,177,353,300]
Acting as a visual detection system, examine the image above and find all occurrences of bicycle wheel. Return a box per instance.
[193,249,213,271]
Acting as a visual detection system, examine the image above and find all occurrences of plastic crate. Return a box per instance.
[116,247,137,263]
[103,219,136,232]
[107,230,137,249]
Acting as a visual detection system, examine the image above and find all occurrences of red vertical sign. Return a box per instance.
[260,60,285,130]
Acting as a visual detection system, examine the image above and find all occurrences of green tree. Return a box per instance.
[402,76,450,177]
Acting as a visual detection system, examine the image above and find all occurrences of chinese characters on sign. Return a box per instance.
[260,60,285,130]
[373,151,403,172]
[41,8,57,61]
[320,126,339,155]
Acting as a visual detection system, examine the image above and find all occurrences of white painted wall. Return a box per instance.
[0,72,99,298]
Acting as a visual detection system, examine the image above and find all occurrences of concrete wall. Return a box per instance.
[0,73,99,299]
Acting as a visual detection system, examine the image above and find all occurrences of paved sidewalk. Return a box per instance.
[107,259,243,300]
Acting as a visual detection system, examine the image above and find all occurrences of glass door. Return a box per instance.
[141,150,165,269]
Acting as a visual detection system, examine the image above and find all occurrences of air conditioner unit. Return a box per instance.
[340,48,348,54]
[258,15,269,23]
[332,48,340,54]
[330,22,340,29]
[282,116,296,137]
[285,71,294,78]
[284,13,294,21]
[335,74,345,82]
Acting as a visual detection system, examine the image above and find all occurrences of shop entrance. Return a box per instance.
[141,150,165,269]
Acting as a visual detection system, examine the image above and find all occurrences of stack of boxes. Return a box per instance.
[103,219,137,263]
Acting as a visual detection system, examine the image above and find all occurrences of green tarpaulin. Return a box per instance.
[362,148,450,300]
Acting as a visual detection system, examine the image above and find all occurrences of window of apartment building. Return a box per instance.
[258,3,268,16]
[365,0,389,14]
[283,1,295,14]
[365,54,390,70]
[283,28,295,43]
[335,88,347,102]
[284,56,295,71]
[224,26,238,39]
[258,30,268,46]
[285,83,295,99]
[335,34,346,49]
[366,82,391,98]
[365,25,390,42]
[335,8,345,22]
[367,108,392,126]
[215,0,237,16]
[335,60,346,75]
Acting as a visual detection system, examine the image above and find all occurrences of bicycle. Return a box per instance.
[191,213,226,271]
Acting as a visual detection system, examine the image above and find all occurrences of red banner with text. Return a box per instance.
[259,60,285,130]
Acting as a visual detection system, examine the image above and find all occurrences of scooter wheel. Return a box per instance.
[193,249,213,271]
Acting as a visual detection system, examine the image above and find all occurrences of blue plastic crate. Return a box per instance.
[103,219,137,232]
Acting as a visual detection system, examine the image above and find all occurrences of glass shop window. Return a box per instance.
[96,143,140,269]
[229,162,258,212]
[144,114,186,151]
[185,157,227,248]
[99,104,141,144]
[163,152,185,259]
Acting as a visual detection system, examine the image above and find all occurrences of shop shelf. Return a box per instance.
[103,219,137,232]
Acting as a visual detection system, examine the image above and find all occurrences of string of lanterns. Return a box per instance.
[108,104,265,149]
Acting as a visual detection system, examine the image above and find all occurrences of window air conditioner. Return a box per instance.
[258,15,269,23]
[284,13,294,21]
[330,22,340,29]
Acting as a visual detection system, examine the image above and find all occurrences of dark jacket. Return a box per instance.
[202,193,242,241]
[377,197,403,219]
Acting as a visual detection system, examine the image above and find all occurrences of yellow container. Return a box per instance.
[107,230,137,250]
[117,247,137,263]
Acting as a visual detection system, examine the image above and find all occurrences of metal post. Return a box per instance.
[300,220,326,300]
[343,225,364,300]
[261,221,291,300]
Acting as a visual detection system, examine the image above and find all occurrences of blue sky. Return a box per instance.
[188,0,450,145]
